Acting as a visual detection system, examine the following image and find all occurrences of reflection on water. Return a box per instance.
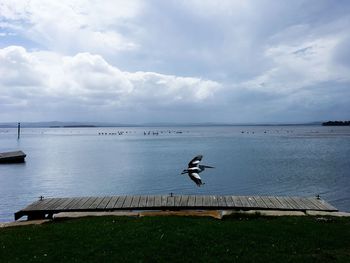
[0,125,349,221]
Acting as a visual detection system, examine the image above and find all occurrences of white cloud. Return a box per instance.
[241,30,350,95]
[0,32,16,37]
[0,0,141,53]
[0,46,221,121]
[179,0,252,17]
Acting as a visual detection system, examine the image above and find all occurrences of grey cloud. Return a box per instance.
[1,1,350,122]
[0,46,222,122]
[333,36,350,68]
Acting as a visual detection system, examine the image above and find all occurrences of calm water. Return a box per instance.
[1,126,349,221]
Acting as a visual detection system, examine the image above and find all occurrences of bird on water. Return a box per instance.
[181,155,214,186]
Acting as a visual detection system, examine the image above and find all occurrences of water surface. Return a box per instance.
[1,125,349,221]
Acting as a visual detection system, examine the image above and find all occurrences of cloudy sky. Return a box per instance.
[0,0,349,123]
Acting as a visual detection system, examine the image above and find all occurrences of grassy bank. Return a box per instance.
[1,215,350,262]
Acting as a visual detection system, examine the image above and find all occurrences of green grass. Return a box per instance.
[1,215,350,263]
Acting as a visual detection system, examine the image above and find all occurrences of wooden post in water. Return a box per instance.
[17,122,21,139]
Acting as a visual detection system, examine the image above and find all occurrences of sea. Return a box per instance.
[0,125,349,222]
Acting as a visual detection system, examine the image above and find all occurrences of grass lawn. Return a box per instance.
[1,215,350,262]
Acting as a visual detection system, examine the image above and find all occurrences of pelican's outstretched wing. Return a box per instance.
[188,155,203,168]
[189,172,204,186]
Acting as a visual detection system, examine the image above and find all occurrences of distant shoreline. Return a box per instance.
[49,125,97,128]
[0,122,325,128]
[322,121,350,126]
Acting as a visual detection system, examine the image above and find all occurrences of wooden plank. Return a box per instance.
[292,197,310,210]
[96,196,112,209]
[23,198,55,211]
[203,196,211,207]
[89,197,105,209]
[298,198,313,210]
[246,196,258,208]
[104,196,118,209]
[308,198,333,210]
[71,197,91,210]
[296,197,319,210]
[130,196,141,208]
[267,196,283,209]
[55,198,77,210]
[167,196,175,207]
[284,196,299,210]
[179,195,189,207]
[38,198,63,210]
[275,196,291,210]
[244,196,256,207]
[161,196,168,207]
[49,198,70,209]
[224,196,234,208]
[252,196,268,208]
[188,195,196,206]
[210,195,219,207]
[194,196,202,206]
[65,197,87,210]
[305,198,326,210]
[138,196,147,208]
[275,196,293,209]
[146,195,155,207]
[174,196,182,207]
[105,196,120,209]
[25,198,50,210]
[80,197,98,209]
[114,196,126,209]
[0,150,26,158]
[154,196,162,207]
[286,197,306,210]
[238,196,251,208]
[282,197,299,210]
[46,198,69,210]
[230,196,241,207]
[22,200,44,211]
[122,196,133,208]
[60,197,76,210]
[217,196,227,207]
[308,197,337,211]
[260,196,277,209]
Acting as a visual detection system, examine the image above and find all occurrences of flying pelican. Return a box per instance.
[181,155,214,186]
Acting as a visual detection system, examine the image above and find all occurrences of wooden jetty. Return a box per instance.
[14,195,337,220]
[0,151,26,163]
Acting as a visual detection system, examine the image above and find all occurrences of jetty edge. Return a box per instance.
[0,150,26,163]
[14,194,338,221]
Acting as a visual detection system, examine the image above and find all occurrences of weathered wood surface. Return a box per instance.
[14,195,338,220]
[0,150,26,163]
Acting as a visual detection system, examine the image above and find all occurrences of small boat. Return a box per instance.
[0,151,26,163]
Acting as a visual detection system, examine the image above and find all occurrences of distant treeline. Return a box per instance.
[49,125,96,128]
[322,121,350,126]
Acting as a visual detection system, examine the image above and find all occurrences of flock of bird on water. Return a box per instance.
[98,130,185,136]
[97,129,297,136]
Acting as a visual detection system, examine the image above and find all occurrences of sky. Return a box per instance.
[0,0,349,124]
